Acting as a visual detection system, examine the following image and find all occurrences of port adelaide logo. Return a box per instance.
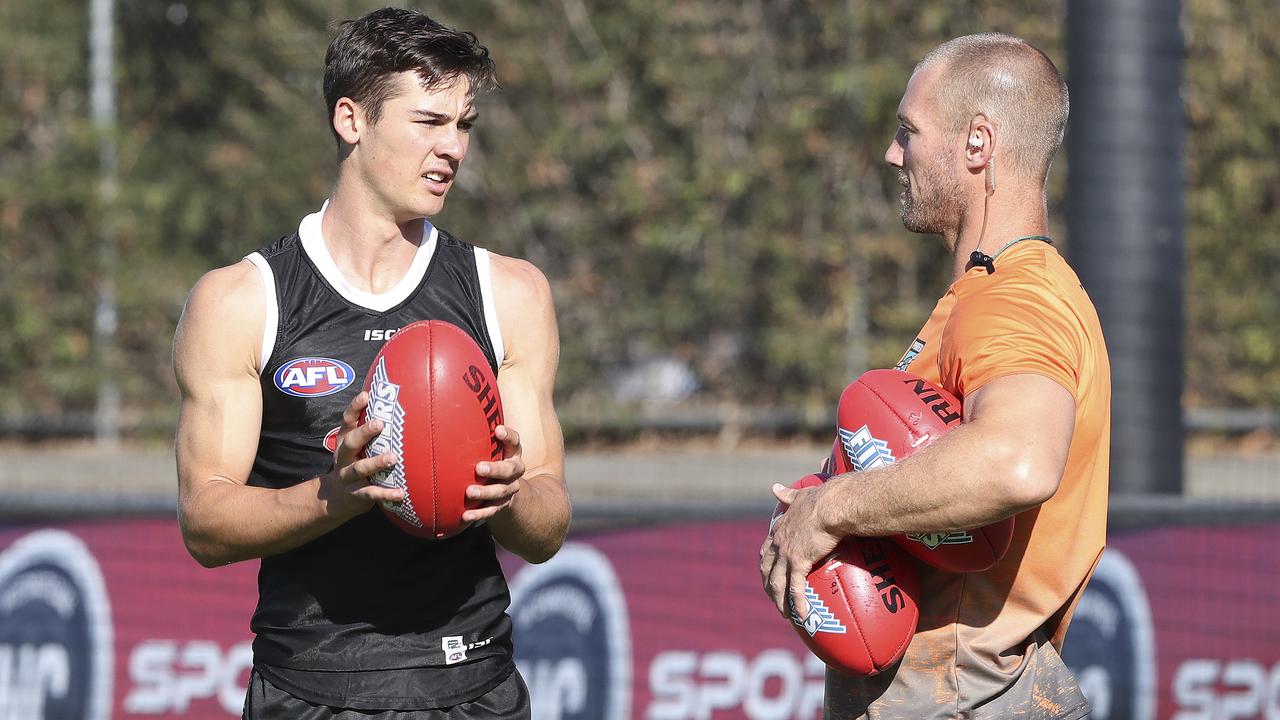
[0,529,113,720]
[508,544,631,720]
[273,357,355,398]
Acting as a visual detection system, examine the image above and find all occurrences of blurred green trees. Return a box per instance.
[0,0,1274,435]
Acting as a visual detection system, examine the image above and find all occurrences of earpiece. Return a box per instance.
[970,127,993,194]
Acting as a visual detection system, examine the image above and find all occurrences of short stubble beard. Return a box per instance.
[899,161,966,236]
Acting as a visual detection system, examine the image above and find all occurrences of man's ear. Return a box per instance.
[964,116,994,173]
[333,97,362,146]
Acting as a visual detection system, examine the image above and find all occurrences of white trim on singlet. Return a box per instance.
[244,252,279,375]
[473,247,506,369]
[297,202,439,313]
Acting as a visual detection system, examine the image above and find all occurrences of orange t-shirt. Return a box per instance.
[826,240,1111,720]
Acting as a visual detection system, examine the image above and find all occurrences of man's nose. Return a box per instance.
[885,136,904,168]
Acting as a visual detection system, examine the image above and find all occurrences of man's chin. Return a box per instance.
[901,201,955,235]
[414,196,447,219]
[900,211,936,235]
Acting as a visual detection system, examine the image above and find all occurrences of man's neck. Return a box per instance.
[318,181,428,294]
[946,189,1048,281]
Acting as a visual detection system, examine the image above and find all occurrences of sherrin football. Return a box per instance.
[831,369,1014,573]
[770,473,920,676]
[360,320,503,539]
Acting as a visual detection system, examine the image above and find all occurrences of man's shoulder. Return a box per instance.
[952,252,1083,321]
[486,253,556,362]
[182,259,267,338]
[175,259,265,376]
[488,253,552,306]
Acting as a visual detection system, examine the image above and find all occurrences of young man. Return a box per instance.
[173,8,569,718]
[761,34,1110,719]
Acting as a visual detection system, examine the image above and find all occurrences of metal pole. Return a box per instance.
[1067,0,1185,494]
[90,0,120,444]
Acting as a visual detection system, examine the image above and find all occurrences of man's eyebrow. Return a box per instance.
[408,108,480,123]
[897,112,918,129]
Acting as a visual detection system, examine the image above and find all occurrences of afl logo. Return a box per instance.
[1062,548,1156,720]
[273,358,355,398]
[0,529,113,720]
[508,544,631,720]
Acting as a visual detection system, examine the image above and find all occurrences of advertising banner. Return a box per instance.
[0,517,1277,719]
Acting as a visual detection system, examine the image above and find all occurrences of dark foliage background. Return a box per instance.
[0,0,1274,436]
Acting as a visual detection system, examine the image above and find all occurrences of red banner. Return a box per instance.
[0,517,1277,719]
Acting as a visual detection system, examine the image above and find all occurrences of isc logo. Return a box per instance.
[364,328,399,342]
[273,358,355,398]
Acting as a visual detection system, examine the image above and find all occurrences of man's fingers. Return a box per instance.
[460,505,505,523]
[772,483,798,504]
[759,540,780,602]
[789,567,811,620]
[350,484,404,504]
[766,556,791,617]
[495,425,521,458]
[332,392,382,464]
[342,392,370,430]
[466,480,519,503]
[476,457,525,480]
[337,417,384,463]
[342,452,397,484]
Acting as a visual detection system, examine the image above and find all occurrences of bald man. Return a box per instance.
[761,34,1110,720]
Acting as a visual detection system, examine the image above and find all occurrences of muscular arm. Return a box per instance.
[174,261,401,567]
[762,372,1074,615]
[472,254,571,564]
[819,372,1075,536]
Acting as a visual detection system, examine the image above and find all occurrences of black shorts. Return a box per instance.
[243,666,530,719]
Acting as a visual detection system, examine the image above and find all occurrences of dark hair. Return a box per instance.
[323,7,498,143]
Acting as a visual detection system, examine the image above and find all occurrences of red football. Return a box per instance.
[770,474,919,676]
[360,320,504,539]
[833,369,1014,572]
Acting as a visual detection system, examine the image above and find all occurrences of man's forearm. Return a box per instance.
[179,476,348,567]
[487,473,571,564]
[818,424,1037,538]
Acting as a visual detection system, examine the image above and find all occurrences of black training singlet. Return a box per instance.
[242,206,514,710]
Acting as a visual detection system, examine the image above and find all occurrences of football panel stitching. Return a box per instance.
[855,376,930,438]
[832,551,877,673]
[428,322,440,536]
[866,542,916,670]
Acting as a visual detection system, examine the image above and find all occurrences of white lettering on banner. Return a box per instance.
[0,644,70,719]
[1172,659,1280,720]
[124,640,253,716]
[521,658,588,719]
[647,649,825,720]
